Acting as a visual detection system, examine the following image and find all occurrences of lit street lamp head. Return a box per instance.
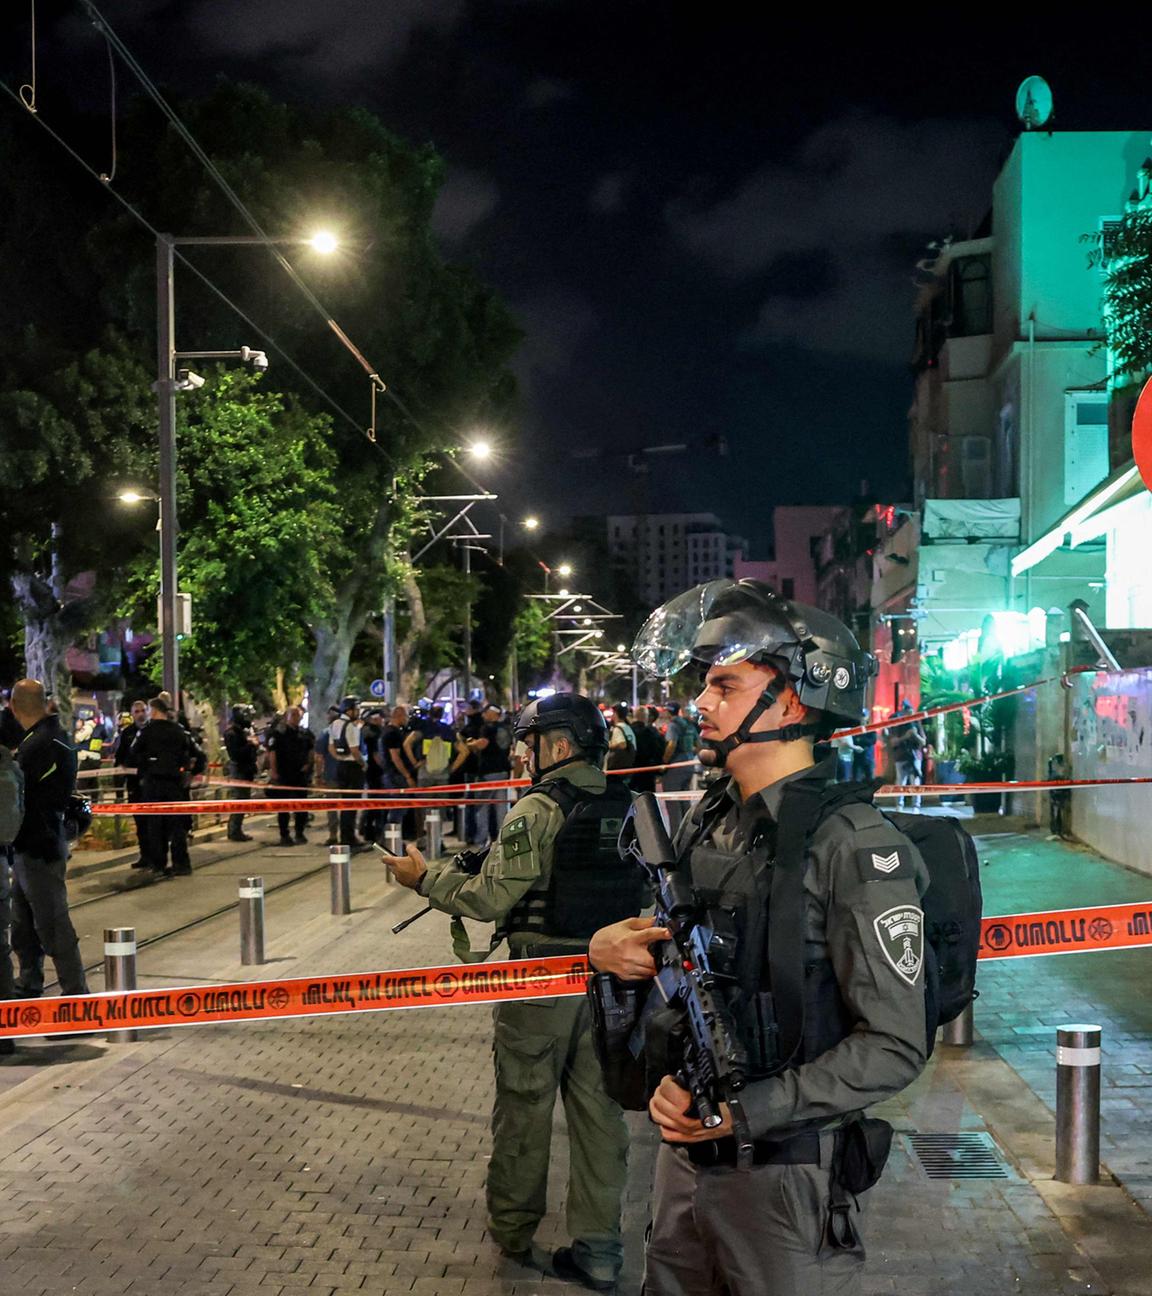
[557,563,573,577]
[523,516,540,530]
[308,231,339,255]
[117,489,157,505]
[467,439,493,460]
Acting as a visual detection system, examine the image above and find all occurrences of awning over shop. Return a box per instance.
[922,498,1020,542]
[1011,461,1144,578]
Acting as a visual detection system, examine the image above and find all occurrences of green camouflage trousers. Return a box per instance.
[487,994,629,1281]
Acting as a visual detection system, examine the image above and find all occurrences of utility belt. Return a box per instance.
[508,939,587,960]
[685,1131,820,1168]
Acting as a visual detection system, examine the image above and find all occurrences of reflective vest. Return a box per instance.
[505,779,644,943]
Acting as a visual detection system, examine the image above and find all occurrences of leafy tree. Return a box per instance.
[0,82,521,718]
[1099,207,1152,381]
[118,367,345,704]
[0,331,154,717]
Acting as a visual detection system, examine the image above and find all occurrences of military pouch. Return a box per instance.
[826,1117,893,1252]
[587,973,650,1111]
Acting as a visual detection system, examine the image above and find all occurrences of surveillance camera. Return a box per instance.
[175,369,205,390]
[241,346,269,371]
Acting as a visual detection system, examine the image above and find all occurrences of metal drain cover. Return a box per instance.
[908,1132,1010,1179]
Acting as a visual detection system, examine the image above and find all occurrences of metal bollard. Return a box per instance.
[103,927,138,1044]
[942,1000,974,1047]
[329,843,352,915]
[383,823,402,879]
[239,876,265,965]
[426,809,443,861]
[1055,1023,1102,1184]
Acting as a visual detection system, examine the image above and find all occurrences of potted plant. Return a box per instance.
[958,749,1014,813]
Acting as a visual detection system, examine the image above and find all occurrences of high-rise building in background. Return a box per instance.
[605,513,747,606]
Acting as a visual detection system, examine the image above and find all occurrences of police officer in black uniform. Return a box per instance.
[591,581,930,1296]
[133,695,196,878]
[224,704,259,842]
[7,679,89,1001]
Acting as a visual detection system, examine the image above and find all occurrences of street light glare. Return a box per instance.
[118,491,145,504]
[523,516,540,530]
[308,231,339,255]
[467,440,493,460]
[557,563,573,577]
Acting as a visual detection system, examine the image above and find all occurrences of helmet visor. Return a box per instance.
[631,580,781,677]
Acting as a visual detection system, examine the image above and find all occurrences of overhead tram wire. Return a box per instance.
[74,4,569,536]
[10,9,607,609]
[0,76,396,466]
[81,3,393,397]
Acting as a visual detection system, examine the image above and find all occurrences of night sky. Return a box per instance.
[10,5,1152,555]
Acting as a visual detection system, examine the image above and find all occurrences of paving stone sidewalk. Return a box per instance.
[1,828,1151,1293]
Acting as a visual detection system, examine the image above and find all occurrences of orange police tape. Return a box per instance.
[0,954,591,1040]
[979,899,1152,961]
[93,774,1152,816]
[6,901,1152,1041]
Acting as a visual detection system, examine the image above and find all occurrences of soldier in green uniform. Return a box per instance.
[590,580,931,1296]
[386,692,641,1293]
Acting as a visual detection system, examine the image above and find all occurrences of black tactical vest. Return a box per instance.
[677,774,860,1080]
[505,779,644,942]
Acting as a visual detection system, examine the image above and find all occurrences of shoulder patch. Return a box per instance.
[873,905,924,986]
[500,815,533,859]
[855,844,915,883]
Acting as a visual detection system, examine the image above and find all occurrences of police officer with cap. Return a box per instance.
[590,579,930,1296]
[385,692,641,1292]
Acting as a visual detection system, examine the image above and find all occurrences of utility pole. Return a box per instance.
[155,234,180,705]
[461,540,473,704]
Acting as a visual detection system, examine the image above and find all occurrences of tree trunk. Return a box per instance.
[306,619,359,737]
[397,562,427,703]
[10,525,90,729]
[304,502,392,736]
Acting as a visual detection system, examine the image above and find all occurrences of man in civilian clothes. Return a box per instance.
[327,697,366,848]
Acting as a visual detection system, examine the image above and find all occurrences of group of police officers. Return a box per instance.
[385,577,931,1296]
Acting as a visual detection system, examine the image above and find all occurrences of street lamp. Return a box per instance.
[154,228,334,703]
[557,563,573,578]
[467,439,493,461]
[308,230,340,255]
[523,516,540,531]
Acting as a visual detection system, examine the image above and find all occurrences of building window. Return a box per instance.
[1064,392,1109,505]
[947,254,992,337]
[959,436,992,498]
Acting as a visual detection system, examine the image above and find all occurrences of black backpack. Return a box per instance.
[689,776,982,1063]
[883,810,982,1028]
[634,723,665,770]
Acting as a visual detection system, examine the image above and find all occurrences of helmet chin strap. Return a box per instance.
[530,751,586,783]
[698,682,820,769]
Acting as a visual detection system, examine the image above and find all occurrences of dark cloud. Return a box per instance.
[589,172,629,213]
[185,0,467,78]
[669,111,1007,360]
[431,169,500,245]
[510,288,596,380]
[524,77,575,109]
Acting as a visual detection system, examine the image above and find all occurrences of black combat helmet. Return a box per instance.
[632,579,876,761]
[514,693,608,779]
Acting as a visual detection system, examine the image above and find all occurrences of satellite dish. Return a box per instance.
[1015,76,1054,131]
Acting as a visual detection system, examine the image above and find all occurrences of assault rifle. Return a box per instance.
[615,793,755,1166]
[380,845,488,934]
